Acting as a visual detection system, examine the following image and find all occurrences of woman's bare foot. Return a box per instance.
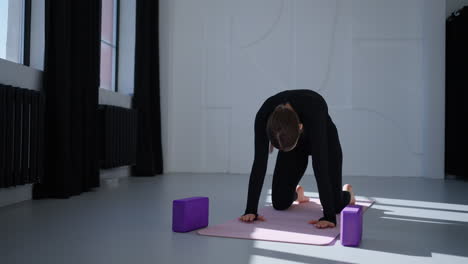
[295,185,310,203]
[343,184,356,205]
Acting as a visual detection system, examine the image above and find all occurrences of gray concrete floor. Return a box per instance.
[1,173,468,264]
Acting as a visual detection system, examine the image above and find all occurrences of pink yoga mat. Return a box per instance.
[198,199,374,245]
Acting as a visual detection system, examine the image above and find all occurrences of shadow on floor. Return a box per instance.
[359,202,468,258]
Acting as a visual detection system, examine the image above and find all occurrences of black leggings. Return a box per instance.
[271,120,350,214]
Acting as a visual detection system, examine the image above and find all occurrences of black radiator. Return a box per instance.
[0,84,45,188]
[98,105,137,169]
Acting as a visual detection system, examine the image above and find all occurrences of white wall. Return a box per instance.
[159,0,172,175]
[99,88,132,108]
[422,0,446,179]
[160,0,446,178]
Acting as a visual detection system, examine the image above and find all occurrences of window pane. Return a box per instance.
[101,0,114,44]
[30,0,45,70]
[0,0,24,63]
[100,43,114,90]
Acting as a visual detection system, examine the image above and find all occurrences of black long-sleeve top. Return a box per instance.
[244,89,337,224]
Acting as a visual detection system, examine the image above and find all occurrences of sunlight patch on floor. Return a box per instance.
[249,255,307,264]
[380,216,459,225]
[266,190,468,223]
[371,204,468,223]
[370,197,468,212]
[251,240,468,264]
[254,190,468,264]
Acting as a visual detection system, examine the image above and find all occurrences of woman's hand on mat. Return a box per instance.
[308,220,335,229]
[239,214,266,222]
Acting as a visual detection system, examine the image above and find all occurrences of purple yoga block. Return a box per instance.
[172,197,209,232]
[340,205,363,247]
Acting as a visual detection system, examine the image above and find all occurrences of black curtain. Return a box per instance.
[446,7,468,179]
[133,0,163,176]
[33,0,101,198]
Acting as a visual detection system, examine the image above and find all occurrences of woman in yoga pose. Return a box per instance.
[239,89,356,229]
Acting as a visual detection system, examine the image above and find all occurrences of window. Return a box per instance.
[0,0,26,64]
[29,0,44,70]
[100,0,119,91]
